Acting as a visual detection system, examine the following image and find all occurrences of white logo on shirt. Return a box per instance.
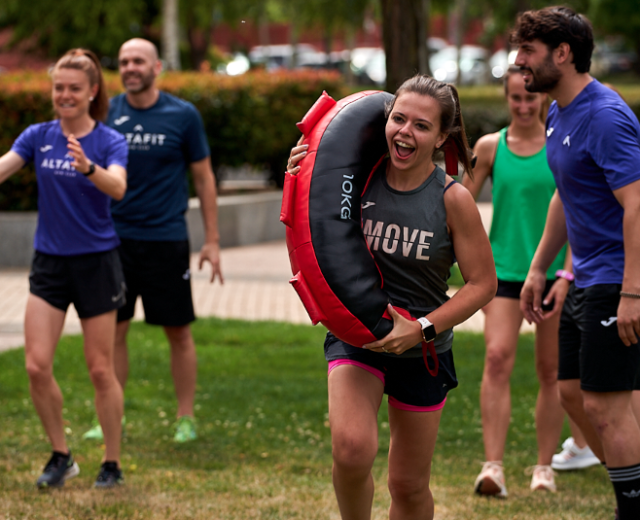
[362,201,376,210]
[546,127,554,137]
[563,135,571,147]
[114,116,130,126]
[133,124,144,132]
[601,317,617,327]
[39,145,53,153]
[363,219,434,260]
[623,490,640,498]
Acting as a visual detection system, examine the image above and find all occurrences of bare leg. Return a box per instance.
[480,297,523,461]
[164,325,197,418]
[534,314,565,465]
[558,379,605,461]
[387,405,442,520]
[113,319,130,390]
[568,416,589,449]
[329,365,384,520]
[24,295,67,452]
[583,390,640,467]
[632,391,640,428]
[82,310,123,464]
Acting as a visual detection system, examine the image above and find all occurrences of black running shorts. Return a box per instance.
[495,278,555,300]
[558,283,640,392]
[116,238,195,327]
[324,332,458,410]
[29,249,126,319]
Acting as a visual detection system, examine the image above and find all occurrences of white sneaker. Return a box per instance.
[551,437,600,471]
[474,461,507,498]
[529,465,557,492]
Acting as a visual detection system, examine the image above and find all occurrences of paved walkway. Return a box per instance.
[0,202,534,352]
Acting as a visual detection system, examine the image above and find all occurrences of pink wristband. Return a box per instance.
[555,269,574,282]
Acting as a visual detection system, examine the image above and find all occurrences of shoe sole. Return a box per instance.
[475,477,507,498]
[551,457,601,471]
[37,462,80,489]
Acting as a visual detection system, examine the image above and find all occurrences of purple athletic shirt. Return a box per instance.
[546,80,640,287]
[11,120,128,256]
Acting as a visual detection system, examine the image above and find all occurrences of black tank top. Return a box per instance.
[361,161,454,357]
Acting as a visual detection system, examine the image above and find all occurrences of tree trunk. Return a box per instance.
[162,0,181,70]
[381,0,428,92]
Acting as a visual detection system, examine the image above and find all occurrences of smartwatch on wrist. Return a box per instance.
[82,162,96,177]
[417,317,437,343]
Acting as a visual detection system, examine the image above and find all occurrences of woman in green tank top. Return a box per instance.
[462,67,596,497]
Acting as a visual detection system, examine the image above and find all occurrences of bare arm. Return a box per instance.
[191,156,223,284]
[461,133,498,199]
[67,135,127,200]
[520,190,568,323]
[0,151,26,184]
[613,178,640,345]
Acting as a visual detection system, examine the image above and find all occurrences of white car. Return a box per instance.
[429,45,490,85]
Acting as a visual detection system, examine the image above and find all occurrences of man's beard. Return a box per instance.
[122,71,155,94]
[523,54,562,93]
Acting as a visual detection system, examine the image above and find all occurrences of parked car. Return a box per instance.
[488,48,518,80]
[429,45,490,85]
[248,44,319,70]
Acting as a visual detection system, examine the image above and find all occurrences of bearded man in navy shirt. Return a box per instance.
[516,7,640,519]
[83,38,223,444]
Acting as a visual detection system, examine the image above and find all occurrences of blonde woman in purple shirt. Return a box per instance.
[0,49,128,489]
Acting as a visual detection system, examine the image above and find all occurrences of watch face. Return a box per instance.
[424,324,436,342]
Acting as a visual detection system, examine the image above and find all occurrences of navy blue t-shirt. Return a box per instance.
[546,80,640,287]
[11,120,127,256]
[108,92,210,241]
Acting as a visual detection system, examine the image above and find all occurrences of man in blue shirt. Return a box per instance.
[516,7,640,519]
[84,38,223,443]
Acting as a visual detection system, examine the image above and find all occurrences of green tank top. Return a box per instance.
[490,127,566,281]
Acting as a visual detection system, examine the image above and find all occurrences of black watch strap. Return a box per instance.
[82,162,96,176]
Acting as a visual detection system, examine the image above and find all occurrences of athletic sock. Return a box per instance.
[607,463,640,519]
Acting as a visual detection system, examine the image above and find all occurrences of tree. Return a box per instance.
[163,0,181,70]
[589,0,640,74]
[0,0,148,59]
[381,0,430,91]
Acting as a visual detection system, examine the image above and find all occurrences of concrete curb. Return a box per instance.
[0,191,286,267]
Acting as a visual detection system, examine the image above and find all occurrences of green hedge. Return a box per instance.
[0,70,347,210]
[3,75,640,211]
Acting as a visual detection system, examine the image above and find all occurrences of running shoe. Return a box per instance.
[82,415,127,441]
[82,418,103,441]
[94,461,123,488]
[174,415,197,443]
[36,451,80,489]
[474,461,508,498]
[551,437,600,470]
[529,465,557,492]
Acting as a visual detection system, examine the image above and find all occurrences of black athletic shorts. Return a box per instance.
[116,238,195,327]
[324,332,458,411]
[558,283,640,392]
[496,278,556,300]
[29,249,126,319]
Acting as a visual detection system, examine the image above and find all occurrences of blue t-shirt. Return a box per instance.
[546,80,640,288]
[11,121,127,256]
[107,92,210,241]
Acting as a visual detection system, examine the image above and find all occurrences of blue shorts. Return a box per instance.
[324,332,458,411]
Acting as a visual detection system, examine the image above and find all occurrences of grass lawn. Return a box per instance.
[0,318,614,519]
